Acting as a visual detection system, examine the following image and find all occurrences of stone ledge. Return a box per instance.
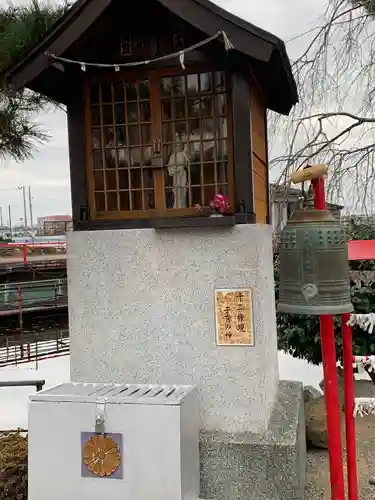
[199,381,306,500]
[153,216,236,229]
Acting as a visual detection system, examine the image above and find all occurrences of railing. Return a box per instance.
[0,379,45,433]
[0,329,70,367]
[0,241,66,266]
[0,278,68,316]
[0,379,45,391]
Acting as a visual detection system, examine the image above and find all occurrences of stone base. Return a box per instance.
[199,381,306,500]
[68,226,279,434]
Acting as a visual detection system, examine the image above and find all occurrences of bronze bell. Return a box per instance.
[278,207,353,315]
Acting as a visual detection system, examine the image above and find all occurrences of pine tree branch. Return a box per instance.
[0,0,69,161]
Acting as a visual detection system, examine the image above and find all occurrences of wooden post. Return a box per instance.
[291,164,328,184]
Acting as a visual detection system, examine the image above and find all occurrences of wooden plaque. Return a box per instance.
[215,288,254,346]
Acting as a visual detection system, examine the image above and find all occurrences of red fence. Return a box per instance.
[348,240,375,261]
[0,241,66,266]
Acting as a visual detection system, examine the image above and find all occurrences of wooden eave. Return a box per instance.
[4,0,298,114]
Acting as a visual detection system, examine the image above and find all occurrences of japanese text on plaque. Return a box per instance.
[215,289,254,345]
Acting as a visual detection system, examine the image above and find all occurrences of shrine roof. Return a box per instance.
[4,0,298,114]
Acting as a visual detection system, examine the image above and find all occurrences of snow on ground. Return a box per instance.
[0,352,322,431]
[0,355,70,431]
[278,351,323,388]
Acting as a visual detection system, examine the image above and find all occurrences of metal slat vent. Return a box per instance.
[30,382,194,405]
[86,384,182,399]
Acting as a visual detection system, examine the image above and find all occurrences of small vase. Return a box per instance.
[209,212,224,218]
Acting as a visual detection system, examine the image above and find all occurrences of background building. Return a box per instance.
[37,215,72,236]
[271,184,343,233]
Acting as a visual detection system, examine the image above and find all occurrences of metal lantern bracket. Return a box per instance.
[95,397,108,434]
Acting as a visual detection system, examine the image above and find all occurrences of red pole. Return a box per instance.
[312,176,326,210]
[18,286,22,326]
[18,286,24,360]
[312,177,346,500]
[342,313,358,500]
[23,245,27,265]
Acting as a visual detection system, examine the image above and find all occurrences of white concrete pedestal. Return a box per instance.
[68,225,278,434]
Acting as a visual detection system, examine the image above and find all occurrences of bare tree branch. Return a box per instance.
[270,0,375,212]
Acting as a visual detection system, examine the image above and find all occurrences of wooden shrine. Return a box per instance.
[5,0,297,230]
[5,5,306,500]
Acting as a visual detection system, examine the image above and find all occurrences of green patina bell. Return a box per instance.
[278,207,353,315]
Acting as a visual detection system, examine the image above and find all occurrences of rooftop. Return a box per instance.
[4,0,298,114]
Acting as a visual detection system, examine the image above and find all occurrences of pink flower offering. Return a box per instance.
[209,193,230,214]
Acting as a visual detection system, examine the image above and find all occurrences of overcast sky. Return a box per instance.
[0,0,328,225]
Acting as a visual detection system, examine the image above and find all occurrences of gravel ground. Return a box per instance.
[306,414,375,499]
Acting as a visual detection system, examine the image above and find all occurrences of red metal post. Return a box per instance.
[342,313,358,500]
[23,245,27,265]
[18,286,24,360]
[312,177,346,500]
[312,176,326,210]
[18,287,22,323]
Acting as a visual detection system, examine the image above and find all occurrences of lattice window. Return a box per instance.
[85,68,233,219]
[88,79,154,214]
[160,71,230,209]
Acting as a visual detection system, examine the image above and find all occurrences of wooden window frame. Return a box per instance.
[84,63,235,221]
